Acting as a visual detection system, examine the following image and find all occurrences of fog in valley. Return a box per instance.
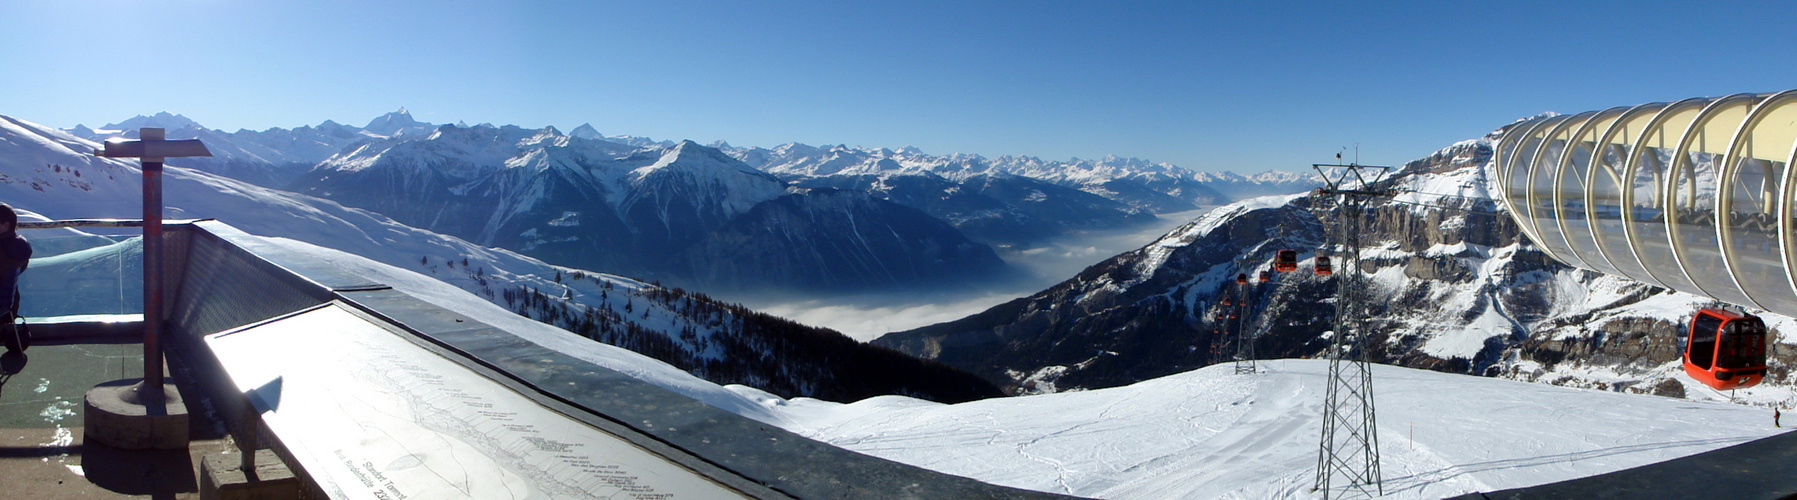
[735,208,1210,341]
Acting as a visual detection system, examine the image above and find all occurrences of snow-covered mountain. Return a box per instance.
[70,109,435,187]
[70,110,1321,294]
[728,142,1320,215]
[291,126,1009,293]
[2,113,999,404]
[876,133,1796,407]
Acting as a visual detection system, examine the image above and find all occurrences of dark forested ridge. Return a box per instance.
[497,270,1003,404]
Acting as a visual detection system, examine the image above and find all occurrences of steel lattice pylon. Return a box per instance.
[1311,163,1390,499]
[1231,276,1257,375]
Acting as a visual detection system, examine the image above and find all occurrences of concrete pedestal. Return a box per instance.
[83,378,188,450]
[201,449,300,500]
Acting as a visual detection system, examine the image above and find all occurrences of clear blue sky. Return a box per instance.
[5,1,1795,173]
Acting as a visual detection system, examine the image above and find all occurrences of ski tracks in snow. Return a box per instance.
[1097,369,1313,499]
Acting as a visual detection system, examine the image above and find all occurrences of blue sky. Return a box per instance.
[5,1,1795,173]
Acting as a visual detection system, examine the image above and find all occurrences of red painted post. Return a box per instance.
[141,128,164,395]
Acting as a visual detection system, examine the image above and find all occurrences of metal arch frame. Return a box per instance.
[1494,118,1549,218]
[1523,111,1598,269]
[1493,122,1525,222]
[1585,101,1670,288]
[1496,118,1556,243]
[1782,115,1797,311]
[1619,97,1713,293]
[1502,115,1572,260]
[1660,93,1763,306]
[1554,105,1633,276]
[1717,89,1797,311]
[1496,117,1554,187]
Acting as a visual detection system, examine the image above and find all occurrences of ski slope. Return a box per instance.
[738,359,1789,499]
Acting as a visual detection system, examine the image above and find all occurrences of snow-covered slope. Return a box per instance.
[742,360,1789,499]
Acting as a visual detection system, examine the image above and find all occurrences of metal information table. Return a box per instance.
[205,303,750,499]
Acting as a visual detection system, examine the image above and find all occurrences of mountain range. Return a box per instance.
[69,111,1318,294]
[3,113,998,404]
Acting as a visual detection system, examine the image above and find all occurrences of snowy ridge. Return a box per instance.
[727,142,1318,212]
[69,109,438,187]
[625,140,787,218]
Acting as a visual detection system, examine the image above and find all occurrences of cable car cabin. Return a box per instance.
[1684,309,1768,391]
[1258,270,1272,282]
[1274,250,1298,272]
[1315,256,1333,275]
[1236,273,1249,284]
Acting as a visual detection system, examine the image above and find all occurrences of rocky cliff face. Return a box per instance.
[878,135,1796,406]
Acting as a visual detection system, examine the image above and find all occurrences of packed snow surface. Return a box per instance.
[739,360,1789,499]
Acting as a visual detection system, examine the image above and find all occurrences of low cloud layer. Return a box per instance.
[739,209,1210,341]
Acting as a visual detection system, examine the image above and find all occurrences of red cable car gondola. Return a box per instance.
[1684,309,1768,391]
[1258,270,1272,282]
[1236,273,1249,284]
[1315,256,1333,276]
[1274,249,1298,272]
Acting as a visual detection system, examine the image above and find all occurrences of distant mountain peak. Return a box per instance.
[102,111,203,133]
[569,123,602,140]
[364,108,422,136]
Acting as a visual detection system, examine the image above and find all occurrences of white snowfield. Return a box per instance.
[254,228,1793,500]
[737,360,1789,499]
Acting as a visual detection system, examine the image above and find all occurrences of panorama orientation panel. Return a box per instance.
[1497,90,1797,316]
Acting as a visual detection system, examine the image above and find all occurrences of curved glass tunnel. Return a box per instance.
[1497,89,1797,316]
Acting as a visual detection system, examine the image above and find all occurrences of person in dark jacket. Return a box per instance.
[0,203,27,304]
[0,203,29,352]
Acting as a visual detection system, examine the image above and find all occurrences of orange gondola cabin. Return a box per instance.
[1258,270,1272,282]
[1274,249,1298,272]
[1236,273,1249,284]
[1314,256,1333,275]
[1684,308,1768,390]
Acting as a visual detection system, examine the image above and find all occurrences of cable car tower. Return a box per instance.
[1310,159,1392,499]
[1232,270,1258,375]
[1231,249,1268,375]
